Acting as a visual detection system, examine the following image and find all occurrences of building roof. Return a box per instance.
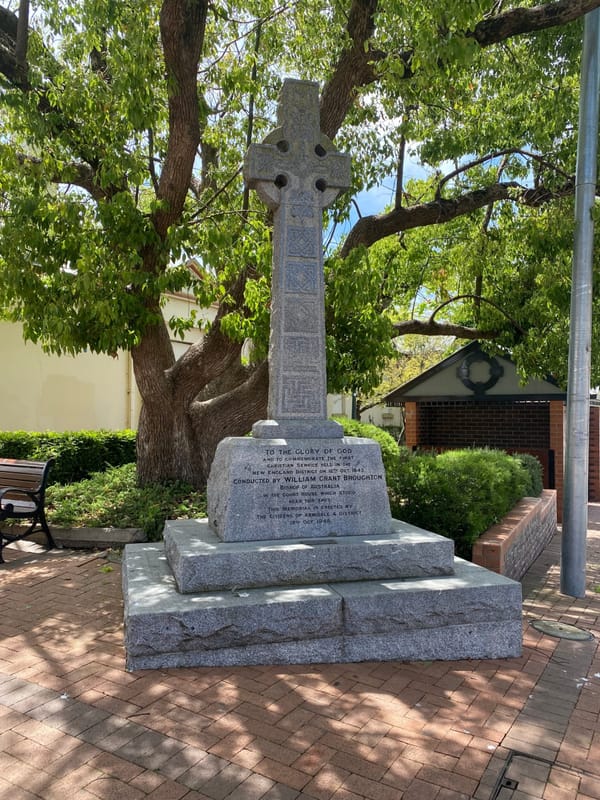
[384,341,566,404]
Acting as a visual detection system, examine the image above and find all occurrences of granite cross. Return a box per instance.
[244,79,351,423]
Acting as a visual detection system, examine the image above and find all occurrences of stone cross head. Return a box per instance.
[244,79,351,211]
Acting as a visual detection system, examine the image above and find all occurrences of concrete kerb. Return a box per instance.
[5,524,146,550]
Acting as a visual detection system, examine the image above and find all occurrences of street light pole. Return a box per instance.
[561,9,600,598]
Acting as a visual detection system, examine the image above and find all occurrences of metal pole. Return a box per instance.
[561,9,600,598]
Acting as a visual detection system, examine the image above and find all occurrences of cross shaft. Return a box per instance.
[244,79,351,422]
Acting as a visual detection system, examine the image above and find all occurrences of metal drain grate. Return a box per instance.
[530,619,594,640]
[488,751,585,799]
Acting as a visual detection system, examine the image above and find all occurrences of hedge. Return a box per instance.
[332,416,401,472]
[0,430,136,484]
[388,448,542,559]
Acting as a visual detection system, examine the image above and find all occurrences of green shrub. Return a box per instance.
[513,452,544,497]
[45,463,207,540]
[0,430,136,484]
[388,448,533,559]
[332,416,402,472]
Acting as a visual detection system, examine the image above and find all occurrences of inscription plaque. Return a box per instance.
[208,437,393,542]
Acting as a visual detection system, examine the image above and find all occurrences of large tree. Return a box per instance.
[0,0,598,486]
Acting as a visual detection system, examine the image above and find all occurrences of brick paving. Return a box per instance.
[1,507,600,800]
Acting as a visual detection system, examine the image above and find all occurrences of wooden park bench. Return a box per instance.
[0,458,56,563]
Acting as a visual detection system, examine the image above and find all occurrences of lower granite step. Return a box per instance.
[122,542,522,671]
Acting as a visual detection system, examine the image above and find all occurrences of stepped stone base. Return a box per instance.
[164,518,455,593]
[123,540,522,671]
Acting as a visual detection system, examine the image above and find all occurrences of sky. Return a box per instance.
[330,146,437,247]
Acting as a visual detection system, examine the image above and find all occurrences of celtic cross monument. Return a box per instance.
[206,79,393,541]
[243,79,350,434]
[122,79,523,672]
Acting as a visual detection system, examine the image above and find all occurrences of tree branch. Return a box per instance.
[435,148,572,199]
[319,0,600,141]
[15,0,29,70]
[165,264,253,401]
[392,318,499,340]
[430,293,525,334]
[319,0,381,140]
[391,292,526,345]
[14,153,117,201]
[153,0,209,238]
[470,0,600,46]
[340,177,576,256]
[189,359,269,479]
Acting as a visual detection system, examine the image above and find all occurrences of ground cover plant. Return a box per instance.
[45,463,206,540]
[388,448,542,559]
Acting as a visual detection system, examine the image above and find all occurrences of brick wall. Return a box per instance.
[405,402,419,450]
[417,400,550,448]
[589,406,600,502]
[472,490,557,581]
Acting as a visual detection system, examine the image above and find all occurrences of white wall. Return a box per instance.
[0,291,217,432]
[0,320,138,431]
[360,404,403,429]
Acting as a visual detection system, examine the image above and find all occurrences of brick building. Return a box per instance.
[383,342,600,521]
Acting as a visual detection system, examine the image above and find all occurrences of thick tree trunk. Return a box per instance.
[189,360,269,484]
[132,314,269,488]
[135,369,269,488]
[136,393,213,487]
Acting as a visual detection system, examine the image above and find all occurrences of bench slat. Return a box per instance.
[1,500,36,514]
[0,460,48,492]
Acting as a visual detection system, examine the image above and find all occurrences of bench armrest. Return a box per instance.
[0,486,40,505]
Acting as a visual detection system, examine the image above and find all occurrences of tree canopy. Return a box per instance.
[0,0,599,484]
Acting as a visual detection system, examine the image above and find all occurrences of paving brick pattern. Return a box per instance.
[1,508,600,800]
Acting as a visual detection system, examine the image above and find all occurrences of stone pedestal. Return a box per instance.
[207,436,392,541]
[123,541,522,670]
[122,431,523,671]
[164,518,455,593]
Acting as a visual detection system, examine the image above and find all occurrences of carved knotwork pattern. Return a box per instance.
[283,336,319,369]
[287,227,318,258]
[284,300,315,332]
[285,262,318,293]
[281,377,321,414]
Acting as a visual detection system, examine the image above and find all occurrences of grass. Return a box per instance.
[45,463,207,540]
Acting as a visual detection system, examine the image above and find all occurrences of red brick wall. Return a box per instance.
[405,402,419,450]
[549,401,564,521]
[589,406,600,502]
[472,490,557,579]
[416,400,550,449]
